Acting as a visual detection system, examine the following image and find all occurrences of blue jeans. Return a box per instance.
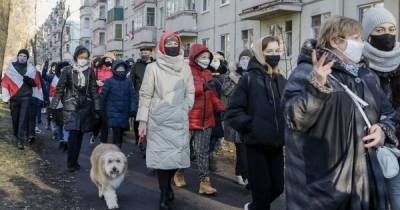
[51,121,69,142]
[387,172,400,210]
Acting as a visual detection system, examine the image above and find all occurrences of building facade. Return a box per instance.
[91,0,107,57]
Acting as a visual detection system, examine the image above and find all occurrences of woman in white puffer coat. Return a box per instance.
[136,32,195,210]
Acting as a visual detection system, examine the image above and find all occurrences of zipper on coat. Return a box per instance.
[269,77,279,132]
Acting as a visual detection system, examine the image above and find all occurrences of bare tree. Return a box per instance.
[0,0,12,75]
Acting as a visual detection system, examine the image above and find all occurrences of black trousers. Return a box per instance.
[157,169,177,190]
[10,97,30,144]
[235,143,248,180]
[67,130,84,168]
[112,127,124,148]
[28,98,39,137]
[246,145,284,210]
[93,116,108,143]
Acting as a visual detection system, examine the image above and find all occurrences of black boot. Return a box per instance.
[167,186,174,201]
[159,188,170,210]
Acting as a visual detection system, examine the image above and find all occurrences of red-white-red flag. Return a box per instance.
[1,62,43,102]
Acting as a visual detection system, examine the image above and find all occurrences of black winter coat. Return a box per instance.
[50,65,100,132]
[284,48,397,210]
[225,57,287,146]
[130,58,155,93]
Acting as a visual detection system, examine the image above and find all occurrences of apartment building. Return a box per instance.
[239,0,400,75]
[91,0,108,57]
[80,0,92,50]
[106,0,124,58]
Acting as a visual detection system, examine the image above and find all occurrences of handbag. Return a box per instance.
[330,75,400,178]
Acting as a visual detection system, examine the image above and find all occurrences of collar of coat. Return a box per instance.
[156,49,185,73]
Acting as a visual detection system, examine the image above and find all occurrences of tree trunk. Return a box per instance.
[0,0,11,75]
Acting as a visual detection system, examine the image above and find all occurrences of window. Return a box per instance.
[147,8,155,26]
[220,34,230,56]
[131,20,134,33]
[202,0,209,11]
[202,38,209,47]
[242,29,253,49]
[133,8,144,30]
[115,24,122,39]
[184,43,190,57]
[65,26,70,36]
[66,44,70,53]
[311,15,321,39]
[159,7,165,28]
[359,3,384,21]
[285,21,292,56]
[115,0,121,7]
[84,0,90,6]
[99,32,105,45]
[167,0,195,16]
[125,23,128,39]
[85,40,90,48]
[99,5,106,19]
[84,17,90,29]
[311,13,330,38]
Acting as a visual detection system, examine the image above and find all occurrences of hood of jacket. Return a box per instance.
[189,44,213,70]
[112,60,129,80]
[156,32,185,73]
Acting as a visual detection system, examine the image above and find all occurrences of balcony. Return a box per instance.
[134,0,155,8]
[107,8,124,23]
[165,11,197,37]
[239,0,302,20]
[132,27,156,49]
[92,18,106,31]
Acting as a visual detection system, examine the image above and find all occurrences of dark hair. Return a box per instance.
[92,57,102,67]
[261,36,280,51]
[73,45,90,61]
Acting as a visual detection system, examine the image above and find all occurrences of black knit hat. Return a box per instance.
[238,49,253,61]
[73,45,90,62]
[17,49,30,59]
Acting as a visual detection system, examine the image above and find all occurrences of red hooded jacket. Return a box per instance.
[95,65,113,93]
[189,44,224,130]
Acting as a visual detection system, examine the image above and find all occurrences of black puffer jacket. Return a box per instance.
[225,56,287,146]
[130,58,155,93]
[50,65,100,132]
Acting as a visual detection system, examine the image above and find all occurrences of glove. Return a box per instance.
[23,76,36,87]
[129,112,136,118]
[138,121,147,145]
[203,80,215,91]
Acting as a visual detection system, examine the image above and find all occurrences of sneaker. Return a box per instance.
[244,202,251,210]
[236,175,246,186]
[89,135,96,144]
[35,127,41,134]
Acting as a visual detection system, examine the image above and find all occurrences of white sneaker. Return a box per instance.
[244,202,251,210]
[236,175,246,186]
[89,135,96,144]
[35,126,41,134]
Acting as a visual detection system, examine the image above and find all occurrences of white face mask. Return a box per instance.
[197,58,210,69]
[239,60,249,70]
[77,59,88,67]
[340,39,365,63]
[210,60,220,70]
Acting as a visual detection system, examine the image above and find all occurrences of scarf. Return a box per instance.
[363,42,400,73]
[72,64,89,87]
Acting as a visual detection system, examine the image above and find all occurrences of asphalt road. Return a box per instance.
[0,106,285,210]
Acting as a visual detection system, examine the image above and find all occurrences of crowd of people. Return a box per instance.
[1,7,400,210]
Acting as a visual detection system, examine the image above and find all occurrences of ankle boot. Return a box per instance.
[199,177,217,195]
[159,188,170,210]
[173,170,186,188]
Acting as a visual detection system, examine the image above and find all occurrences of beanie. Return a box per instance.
[362,7,397,40]
[238,49,253,61]
[17,49,30,59]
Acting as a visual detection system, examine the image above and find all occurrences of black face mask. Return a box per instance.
[370,34,396,51]
[165,47,180,57]
[104,61,112,67]
[115,71,126,78]
[265,55,280,67]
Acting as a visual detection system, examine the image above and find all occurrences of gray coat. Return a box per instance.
[136,50,195,170]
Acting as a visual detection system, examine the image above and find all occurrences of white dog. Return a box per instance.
[90,143,128,209]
